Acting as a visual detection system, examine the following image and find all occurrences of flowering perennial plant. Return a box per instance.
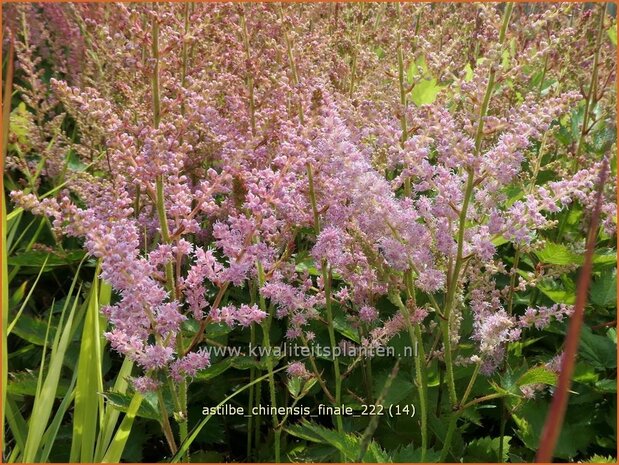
[3,2,617,462]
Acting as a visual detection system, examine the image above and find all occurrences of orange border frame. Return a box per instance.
[0,1,617,464]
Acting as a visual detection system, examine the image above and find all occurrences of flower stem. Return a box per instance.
[388,290,427,461]
[157,388,178,455]
[278,5,304,125]
[440,4,514,457]
[240,6,257,136]
[151,10,189,460]
[256,259,281,462]
[307,163,345,460]
[572,3,606,173]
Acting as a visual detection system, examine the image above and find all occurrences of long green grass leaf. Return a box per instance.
[5,395,27,453]
[22,276,82,461]
[6,254,49,335]
[39,373,77,462]
[71,268,105,462]
[95,357,133,462]
[101,393,143,463]
[2,30,15,455]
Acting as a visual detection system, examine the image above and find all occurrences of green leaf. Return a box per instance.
[534,242,582,265]
[579,327,617,369]
[594,379,617,393]
[11,312,63,346]
[537,279,576,305]
[101,393,143,462]
[7,371,71,397]
[71,272,106,462]
[407,56,428,84]
[285,420,388,463]
[333,315,360,343]
[411,78,443,106]
[7,255,48,335]
[465,436,511,462]
[590,269,617,308]
[193,358,233,381]
[8,250,87,268]
[584,455,616,463]
[102,391,160,421]
[94,357,134,461]
[22,278,83,462]
[39,373,77,462]
[512,400,594,459]
[392,443,441,462]
[608,25,617,46]
[463,63,473,82]
[287,376,302,398]
[516,366,557,388]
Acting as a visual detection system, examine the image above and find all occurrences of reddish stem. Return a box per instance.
[536,159,609,462]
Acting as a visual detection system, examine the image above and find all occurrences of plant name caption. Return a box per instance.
[202,403,416,418]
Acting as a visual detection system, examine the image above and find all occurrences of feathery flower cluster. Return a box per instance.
[4,2,615,394]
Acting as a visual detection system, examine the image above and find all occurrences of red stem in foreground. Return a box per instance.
[536,158,609,462]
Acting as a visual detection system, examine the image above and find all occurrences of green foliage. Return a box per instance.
[286,420,389,463]
[464,436,511,462]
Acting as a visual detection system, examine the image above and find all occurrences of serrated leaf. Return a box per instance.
[537,280,576,305]
[512,400,594,459]
[7,371,71,398]
[285,420,388,463]
[193,358,233,381]
[594,379,616,393]
[517,366,557,388]
[102,391,160,421]
[8,250,87,268]
[392,443,441,462]
[333,315,360,343]
[464,436,511,462]
[534,242,582,265]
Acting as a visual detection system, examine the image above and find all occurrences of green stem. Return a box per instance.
[460,361,481,408]
[299,333,336,403]
[152,11,189,460]
[440,5,514,457]
[348,6,363,98]
[247,323,256,459]
[438,412,457,462]
[257,260,281,462]
[278,5,304,125]
[240,7,257,136]
[307,163,345,460]
[572,3,606,173]
[395,3,408,146]
[157,388,178,455]
[396,272,429,461]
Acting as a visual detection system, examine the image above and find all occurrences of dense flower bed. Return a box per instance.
[3,3,617,462]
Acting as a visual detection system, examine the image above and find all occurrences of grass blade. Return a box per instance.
[22,273,83,461]
[70,269,105,462]
[39,373,77,462]
[95,357,134,462]
[2,29,15,455]
[6,254,49,335]
[101,393,143,463]
[5,395,27,454]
